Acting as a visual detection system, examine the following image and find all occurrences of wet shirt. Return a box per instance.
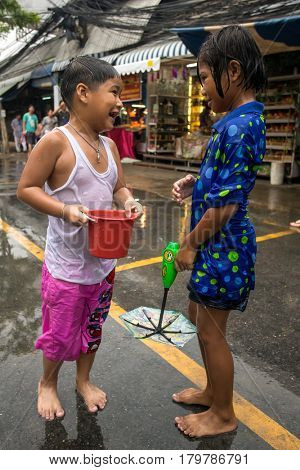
[190,101,266,302]
[23,112,38,133]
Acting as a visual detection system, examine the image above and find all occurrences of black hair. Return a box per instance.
[198,25,266,98]
[60,56,120,109]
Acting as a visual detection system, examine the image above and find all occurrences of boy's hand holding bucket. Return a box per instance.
[62,204,96,225]
[124,198,143,218]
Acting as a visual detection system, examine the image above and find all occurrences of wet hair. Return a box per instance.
[60,56,120,109]
[198,25,266,98]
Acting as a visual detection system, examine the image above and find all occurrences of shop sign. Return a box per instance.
[121,74,141,102]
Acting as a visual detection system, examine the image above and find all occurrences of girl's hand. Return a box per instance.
[63,204,92,226]
[124,198,143,218]
[174,244,197,272]
[172,174,196,205]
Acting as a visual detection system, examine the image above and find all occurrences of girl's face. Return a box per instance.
[198,62,230,114]
[77,77,123,132]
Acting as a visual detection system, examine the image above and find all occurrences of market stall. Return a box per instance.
[106,73,146,159]
[143,61,217,171]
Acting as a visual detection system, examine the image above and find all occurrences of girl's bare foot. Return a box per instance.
[172,388,213,407]
[76,380,107,413]
[37,380,65,420]
[175,408,238,438]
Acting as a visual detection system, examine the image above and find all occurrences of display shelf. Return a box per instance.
[266,144,293,150]
[266,119,296,123]
[149,94,187,99]
[264,155,293,163]
[264,104,296,110]
[267,132,294,137]
[137,153,201,173]
[268,74,300,82]
[133,160,199,173]
[264,91,296,96]
[257,73,299,181]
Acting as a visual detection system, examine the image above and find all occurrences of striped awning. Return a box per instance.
[52,59,71,72]
[52,52,121,72]
[92,52,122,64]
[115,39,191,65]
[51,39,191,74]
[115,57,160,76]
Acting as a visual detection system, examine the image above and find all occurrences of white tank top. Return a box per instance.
[44,126,118,284]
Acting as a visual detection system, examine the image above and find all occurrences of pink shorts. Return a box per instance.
[35,263,115,361]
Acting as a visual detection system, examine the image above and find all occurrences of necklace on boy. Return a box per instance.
[68,122,102,163]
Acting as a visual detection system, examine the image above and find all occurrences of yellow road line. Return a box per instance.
[116,256,161,272]
[256,230,294,242]
[110,303,299,450]
[0,217,296,274]
[0,218,44,262]
[0,217,299,449]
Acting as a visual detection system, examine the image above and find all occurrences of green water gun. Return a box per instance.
[155,242,180,331]
[162,241,180,289]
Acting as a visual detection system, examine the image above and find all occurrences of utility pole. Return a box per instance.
[0,98,9,154]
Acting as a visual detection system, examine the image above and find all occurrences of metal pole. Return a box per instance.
[53,72,61,109]
[0,98,9,154]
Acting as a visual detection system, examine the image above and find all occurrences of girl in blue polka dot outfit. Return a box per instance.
[172,25,266,438]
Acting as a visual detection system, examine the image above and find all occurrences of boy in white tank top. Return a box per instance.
[17,57,142,420]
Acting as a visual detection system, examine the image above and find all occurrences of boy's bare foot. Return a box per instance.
[37,380,65,420]
[175,409,238,438]
[172,388,213,407]
[76,381,107,413]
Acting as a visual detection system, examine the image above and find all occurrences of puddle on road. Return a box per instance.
[0,229,41,361]
[0,156,25,196]
[40,394,105,450]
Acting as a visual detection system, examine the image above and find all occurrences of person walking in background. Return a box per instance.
[22,105,38,156]
[53,100,70,126]
[11,114,26,152]
[41,109,58,136]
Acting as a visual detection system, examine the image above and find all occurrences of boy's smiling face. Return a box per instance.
[76,77,123,132]
[91,77,123,131]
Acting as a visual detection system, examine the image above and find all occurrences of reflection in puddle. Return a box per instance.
[0,156,25,196]
[195,429,237,450]
[128,193,191,257]
[0,228,41,361]
[40,394,105,450]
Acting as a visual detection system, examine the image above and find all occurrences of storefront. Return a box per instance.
[106,71,147,159]
[172,15,300,182]
[142,59,217,171]
[101,40,193,161]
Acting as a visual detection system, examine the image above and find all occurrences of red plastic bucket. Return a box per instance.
[88,209,138,259]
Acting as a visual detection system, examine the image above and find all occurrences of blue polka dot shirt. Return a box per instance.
[190,101,266,302]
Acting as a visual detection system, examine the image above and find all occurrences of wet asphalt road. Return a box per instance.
[0,155,299,450]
